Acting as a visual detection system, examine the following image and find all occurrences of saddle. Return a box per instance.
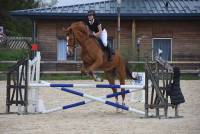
[89,34,115,61]
[97,38,115,61]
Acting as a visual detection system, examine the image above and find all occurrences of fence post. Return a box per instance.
[27,51,41,113]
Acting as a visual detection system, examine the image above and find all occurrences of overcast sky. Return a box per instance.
[55,0,108,6]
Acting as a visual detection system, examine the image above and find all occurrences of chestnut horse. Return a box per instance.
[64,21,135,106]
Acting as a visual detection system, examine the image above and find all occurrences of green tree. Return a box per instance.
[0,0,38,36]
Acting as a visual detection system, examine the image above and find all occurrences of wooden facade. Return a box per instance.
[34,19,200,71]
[36,19,200,60]
[136,20,200,61]
[10,0,200,71]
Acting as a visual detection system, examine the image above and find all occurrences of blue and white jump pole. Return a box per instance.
[37,81,146,115]
[43,87,145,114]
[29,83,144,89]
[27,51,148,116]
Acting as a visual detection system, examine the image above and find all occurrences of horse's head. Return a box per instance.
[63,22,89,55]
[63,26,76,56]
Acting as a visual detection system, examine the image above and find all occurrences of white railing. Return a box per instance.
[27,52,44,113]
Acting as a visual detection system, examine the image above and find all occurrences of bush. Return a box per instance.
[0,48,27,60]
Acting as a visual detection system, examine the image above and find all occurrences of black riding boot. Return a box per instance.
[107,44,112,62]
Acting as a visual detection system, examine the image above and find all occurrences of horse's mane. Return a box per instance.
[71,21,100,40]
[71,21,89,36]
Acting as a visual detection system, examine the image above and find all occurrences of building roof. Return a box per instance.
[10,0,200,20]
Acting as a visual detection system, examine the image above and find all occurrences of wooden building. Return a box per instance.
[11,0,200,71]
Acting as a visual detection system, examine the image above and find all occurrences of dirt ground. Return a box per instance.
[0,80,200,134]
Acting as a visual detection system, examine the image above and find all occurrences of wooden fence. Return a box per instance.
[0,36,32,49]
[0,60,199,74]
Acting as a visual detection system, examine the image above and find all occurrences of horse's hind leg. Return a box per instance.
[116,62,126,105]
[105,71,119,111]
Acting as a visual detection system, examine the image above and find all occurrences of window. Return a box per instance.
[57,38,80,61]
[152,38,172,61]
[57,38,67,61]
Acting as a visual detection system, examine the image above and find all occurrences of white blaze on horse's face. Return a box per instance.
[66,35,74,56]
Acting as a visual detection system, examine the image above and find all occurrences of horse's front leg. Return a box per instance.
[81,63,103,82]
[86,58,103,82]
[89,71,103,82]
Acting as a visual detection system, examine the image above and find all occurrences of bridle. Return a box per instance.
[67,29,78,49]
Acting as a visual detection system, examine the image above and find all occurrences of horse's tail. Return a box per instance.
[125,62,137,80]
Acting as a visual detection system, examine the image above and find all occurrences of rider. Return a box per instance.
[85,10,112,61]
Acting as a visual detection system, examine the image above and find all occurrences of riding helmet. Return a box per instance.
[88,10,96,17]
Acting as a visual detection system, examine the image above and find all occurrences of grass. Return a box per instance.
[0,74,7,81]
[129,63,145,72]
[0,48,28,71]
[180,74,200,80]
[40,74,93,80]
[40,73,200,80]
[0,64,15,71]
[40,73,108,80]
[0,48,28,61]
[0,73,200,81]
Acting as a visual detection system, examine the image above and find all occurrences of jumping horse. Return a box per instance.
[64,21,135,106]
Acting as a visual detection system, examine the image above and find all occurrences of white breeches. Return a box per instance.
[99,29,108,47]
